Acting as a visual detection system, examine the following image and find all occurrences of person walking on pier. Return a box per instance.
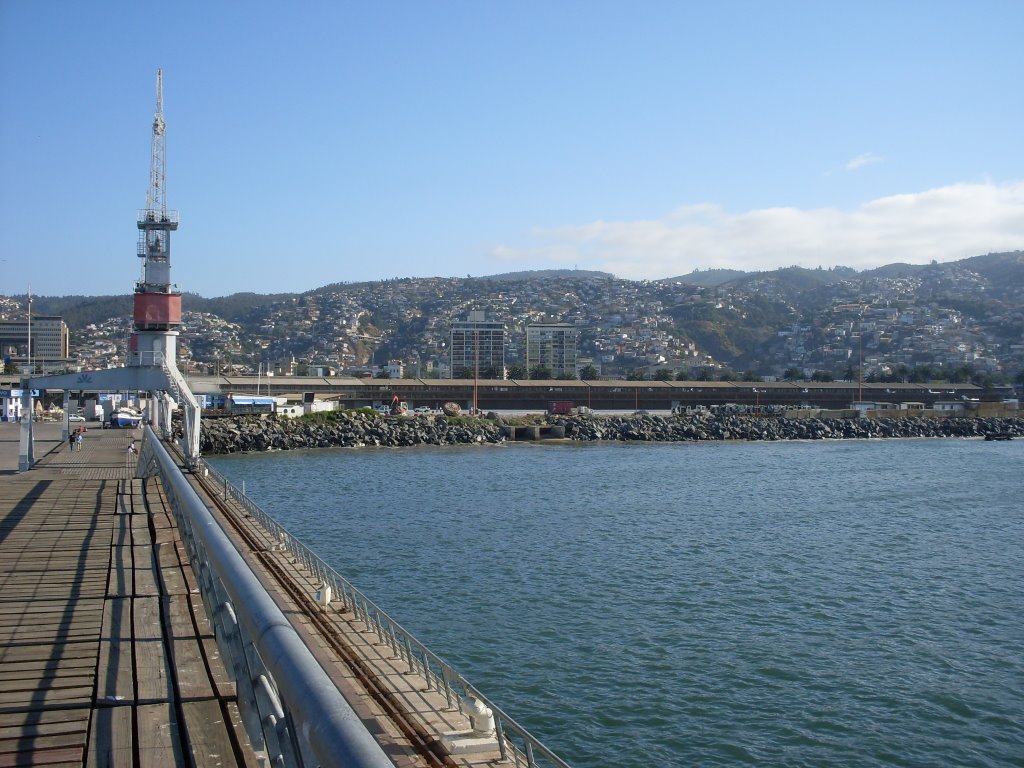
[126,441,136,467]
[74,431,83,451]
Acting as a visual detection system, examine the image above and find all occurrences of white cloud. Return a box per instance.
[489,181,1024,279]
[846,152,884,171]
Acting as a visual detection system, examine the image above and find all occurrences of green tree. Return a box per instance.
[529,365,552,380]
[556,371,578,380]
[480,364,503,379]
[783,367,802,382]
[653,369,674,381]
[2,360,19,375]
[578,364,599,380]
[810,370,833,382]
[971,371,995,388]
[507,364,528,379]
[909,365,934,383]
[374,369,391,379]
[948,365,974,383]
[675,370,690,381]
[626,368,647,381]
[454,366,474,379]
[740,369,760,382]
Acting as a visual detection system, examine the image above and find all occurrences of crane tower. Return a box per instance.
[19,68,202,471]
[132,68,182,369]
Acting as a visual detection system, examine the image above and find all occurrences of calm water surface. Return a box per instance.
[209,438,1024,767]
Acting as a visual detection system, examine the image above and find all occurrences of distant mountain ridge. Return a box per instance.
[11,251,1024,329]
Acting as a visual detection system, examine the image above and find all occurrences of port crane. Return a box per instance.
[19,70,201,470]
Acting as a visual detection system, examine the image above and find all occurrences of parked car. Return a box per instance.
[413,406,433,414]
[68,414,86,422]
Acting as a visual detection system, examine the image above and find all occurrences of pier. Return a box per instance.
[0,423,259,765]
[1,422,569,768]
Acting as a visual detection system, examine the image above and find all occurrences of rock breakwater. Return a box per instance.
[197,412,1024,454]
[200,412,504,454]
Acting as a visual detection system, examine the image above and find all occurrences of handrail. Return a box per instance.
[127,350,166,367]
[138,426,394,768]
[199,455,573,768]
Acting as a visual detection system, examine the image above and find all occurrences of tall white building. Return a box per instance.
[450,310,505,378]
[526,322,580,378]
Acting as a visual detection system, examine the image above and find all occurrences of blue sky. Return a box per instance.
[2,1,1022,298]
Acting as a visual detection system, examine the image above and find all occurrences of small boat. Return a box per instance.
[110,407,143,428]
[984,432,1013,441]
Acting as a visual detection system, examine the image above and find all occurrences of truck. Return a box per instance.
[547,400,575,415]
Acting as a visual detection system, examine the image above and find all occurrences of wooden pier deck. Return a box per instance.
[2,422,530,768]
[0,423,257,767]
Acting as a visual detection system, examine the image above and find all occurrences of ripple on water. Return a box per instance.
[209,439,1024,768]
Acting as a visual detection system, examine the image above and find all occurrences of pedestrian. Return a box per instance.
[74,431,83,451]
[68,432,75,451]
[126,441,137,467]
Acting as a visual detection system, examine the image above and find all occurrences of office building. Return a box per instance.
[526,322,580,378]
[450,311,505,378]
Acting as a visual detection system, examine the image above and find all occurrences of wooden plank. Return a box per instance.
[0,728,88,757]
[100,599,130,642]
[0,625,100,646]
[188,593,213,639]
[96,596,133,706]
[95,640,133,706]
[111,514,131,549]
[170,637,215,701]
[131,517,153,547]
[132,598,162,642]
[202,637,236,701]
[137,702,186,768]
[0,644,96,665]
[159,566,186,596]
[223,702,261,768]
[106,557,131,599]
[0,684,95,711]
[131,547,154,576]
[151,512,175,531]
[0,672,94,694]
[181,700,237,768]
[135,639,174,705]
[85,706,132,768]
[164,595,195,640]
[0,744,84,766]
[0,708,89,740]
[0,599,103,618]
[133,566,159,598]
[153,528,178,546]
[0,657,96,683]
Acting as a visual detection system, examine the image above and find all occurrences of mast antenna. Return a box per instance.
[146,69,166,213]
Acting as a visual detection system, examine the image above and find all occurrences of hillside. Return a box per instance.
[5,252,1024,383]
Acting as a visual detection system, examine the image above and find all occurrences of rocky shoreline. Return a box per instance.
[196,412,1024,454]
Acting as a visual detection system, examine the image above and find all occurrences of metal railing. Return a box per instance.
[127,350,166,367]
[137,427,395,768]
[198,455,573,768]
[137,208,179,225]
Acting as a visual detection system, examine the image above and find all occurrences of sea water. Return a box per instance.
[208,438,1024,767]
